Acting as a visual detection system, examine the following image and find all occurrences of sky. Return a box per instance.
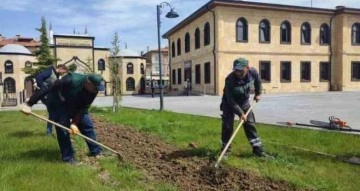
[0,0,359,54]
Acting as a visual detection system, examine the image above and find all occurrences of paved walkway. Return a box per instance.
[4,91,360,131]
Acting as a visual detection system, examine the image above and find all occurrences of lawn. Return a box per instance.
[1,108,360,191]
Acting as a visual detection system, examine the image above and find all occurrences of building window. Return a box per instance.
[320,62,330,82]
[204,62,211,84]
[171,41,175,57]
[320,23,330,45]
[195,28,200,49]
[204,22,210,46]
[352,23,360,45]
[127,63,134,74]
[98,59,105,71]
[259,61,271,82]
[4,60,13,74]
[195,64,201,84]
[185,33,190,53]
[236,17,248,42]
[177,68,182,84]
[351,62,360,81]
[259,19,270,43]
[4,77,16,93]
[140,63,144,74]
[126,77,135,91]
[281,61,291,82]
[177,38,181,56]
[280,21,291,44]
[301,62,311,82]
[301,22,311,44]
[172,69,176,85]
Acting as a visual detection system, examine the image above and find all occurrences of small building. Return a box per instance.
[0,44,36,107]
[111,48,147,95]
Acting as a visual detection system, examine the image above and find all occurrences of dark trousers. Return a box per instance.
[53,107,102,161]
[221,105,262,151]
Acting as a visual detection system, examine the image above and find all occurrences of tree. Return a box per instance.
[24,17,56,76]
[108,32,122,113]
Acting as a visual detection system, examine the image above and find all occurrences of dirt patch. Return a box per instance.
[93,117,307,191]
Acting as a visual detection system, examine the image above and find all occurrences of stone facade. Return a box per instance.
[164,1,360,95]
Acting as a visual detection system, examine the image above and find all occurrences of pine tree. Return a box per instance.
[24,16,56,76]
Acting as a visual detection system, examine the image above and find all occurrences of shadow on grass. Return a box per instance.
[9,131,45,138]
[0,148,59,163]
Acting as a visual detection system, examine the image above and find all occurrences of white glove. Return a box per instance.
[20,103,32,115]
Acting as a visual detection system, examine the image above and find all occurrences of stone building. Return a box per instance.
[163,0,360,95]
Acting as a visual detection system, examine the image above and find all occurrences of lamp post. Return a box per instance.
[157,2,179,110]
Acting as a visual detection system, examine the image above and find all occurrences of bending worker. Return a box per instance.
[22,72,105,164]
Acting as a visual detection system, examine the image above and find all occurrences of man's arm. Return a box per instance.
[224,78,244,116]
[35,67,53,89]
[252,68,262,96]
[71,91,97,125]
[27,75,72,106]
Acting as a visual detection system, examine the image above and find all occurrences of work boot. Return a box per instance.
[64,158,77,165]
[252,147,274,159]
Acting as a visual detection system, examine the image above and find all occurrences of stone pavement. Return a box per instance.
[4,91,360,131]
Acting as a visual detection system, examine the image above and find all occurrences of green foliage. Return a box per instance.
[23,17,57,77]
[108,32,122,113]
[96,107,360,191]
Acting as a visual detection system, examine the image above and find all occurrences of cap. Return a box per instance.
[233,58,249,70]
[87,74,105,91]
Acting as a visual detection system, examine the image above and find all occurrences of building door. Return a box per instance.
[184,61,192,89]
[24,77,34,99]
[140,77,145,94]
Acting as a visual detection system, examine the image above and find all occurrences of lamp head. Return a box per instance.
[165,9,179,18]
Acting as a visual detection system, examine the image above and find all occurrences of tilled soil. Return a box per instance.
[93,117,305,191]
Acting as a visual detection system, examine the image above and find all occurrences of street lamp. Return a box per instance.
[157,2,179,110]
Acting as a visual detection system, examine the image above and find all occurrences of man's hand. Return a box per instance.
[254,95,261,102]
[20,103,32,115]
[68,124,80,135]
[239,114,247,122]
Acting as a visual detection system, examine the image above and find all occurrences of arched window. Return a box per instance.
[236,17,248,42]
[320,23,330,44]
[177,38,181,56]
[140,63,145,74]
[185,33,190,53]
[127,63,134,74]
[171,41,175,57]
[352,23,360,44]
[126,77,135,91]
[204,22,210,46]
[280,21,291,43]
[4,77,16,93]
[259,19,270,43]
[4,60,13,74]
[195,28,200,49]
[301,22,311,44]
[98,58,105,71]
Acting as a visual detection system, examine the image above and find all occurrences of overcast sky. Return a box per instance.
[0,0,359,54]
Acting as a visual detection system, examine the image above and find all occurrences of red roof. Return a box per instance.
[0,36,40,48]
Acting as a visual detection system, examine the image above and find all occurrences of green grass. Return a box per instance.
[93,107,360,191]
[1,108,360,191]
[0,111,176,191]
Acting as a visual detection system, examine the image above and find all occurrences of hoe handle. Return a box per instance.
[29,112,121,156]
[214,101,256,168]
